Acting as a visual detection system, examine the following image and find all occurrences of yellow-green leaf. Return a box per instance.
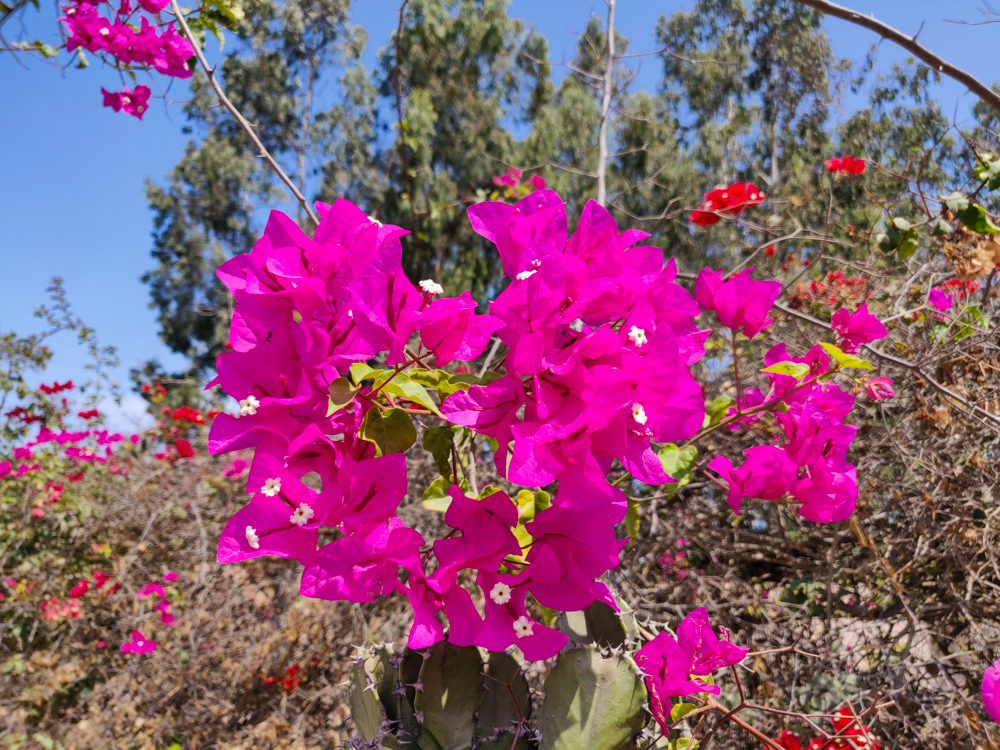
[762,361,810,380]
[818,342,875,370]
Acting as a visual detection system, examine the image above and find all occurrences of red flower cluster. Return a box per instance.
[825,156,866,175]
[166,405,209,425]
[262,664,303,693]
[77,409,101,420]
[141,383,168,399]
[764,706,880,750]
[690,182,765,226]
[789,271,869,309]
[4,407,42,425]
[38,380,75,395]
[939,277,980,302]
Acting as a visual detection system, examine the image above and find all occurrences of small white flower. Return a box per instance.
[261,477,281,497]
[631,402,648,425]
[628,326,647,348]
[245,526,260,550]
[290,502,315,527]
[513,615,534,639]
[419,279,444,296]
[239,394,260,416]
[367,215,383,227]
[516,269,537,281]
[99,27,110,35]
[489,582,512,605]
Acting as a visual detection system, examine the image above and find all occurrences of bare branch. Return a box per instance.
[596,0,615,206]
[789,0,1000,114]
[168,0,319,226]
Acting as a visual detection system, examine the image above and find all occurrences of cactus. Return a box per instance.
[347,602,647,750]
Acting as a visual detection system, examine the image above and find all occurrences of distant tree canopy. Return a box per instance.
[143,0,976,377]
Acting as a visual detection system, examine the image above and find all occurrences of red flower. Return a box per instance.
[77,409,101,420]
[825,155,866,175]
[38,380,75,395]
[70,579,89,597]
[690,181,765,226]
[764,245,775,256]
[174,439,195,458]
[93,570,110,589]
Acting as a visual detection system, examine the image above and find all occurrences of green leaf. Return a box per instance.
[32,735,54,750]
[537,647,647,750]
[975,154,1000,191]
[657,444,698,498]
[423,425,458,479]
[941,191,970,214]
[898,231,920,259]
[762,361,810,380]
[327,377,358,415]
[625,499,640,541]
[381,373,441,414]
[670,702,698,722]
[890,216,912,231]
[930,217,952,237]
[350,362,385,384]
[74,49,88,68]
[957,203,1000,235]
[673,739,700,750]
[360,408,416,455]
[818,342,875,370]
[703,396,734,427]
[416,642,485,750]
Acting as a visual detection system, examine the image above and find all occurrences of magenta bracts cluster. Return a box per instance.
[59,0,194,119]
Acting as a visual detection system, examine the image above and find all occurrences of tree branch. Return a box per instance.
[596,0,615,206]
[789,0,1000,115]
[168,0,319,226]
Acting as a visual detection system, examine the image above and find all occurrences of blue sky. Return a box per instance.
[1,0,996,426]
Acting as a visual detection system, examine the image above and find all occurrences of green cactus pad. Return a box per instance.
[414,642,485,750]
[536,646,647,750]
[473,651,531,748]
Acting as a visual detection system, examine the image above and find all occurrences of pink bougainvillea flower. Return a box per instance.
[708,445,798,514]
[695,267,780,339]
[163,570,178,583]
[101,85,151,120]
[433,487,521,574]
[928,287,952,312]
[865,377,895,401]
[794,457,858,523]
[93,569,109,589]
[300,517,422,603]
[137,582,166,599]
[156,600,175,625]
[221,458,249,477]
[831,303,887,353]
[530,174,546,191]
[635,607,748,731]
[395,567,483,649]
[120,630,157,654]
[137,0,168,11]
[476,570,568,661]
[983,659,1000,723]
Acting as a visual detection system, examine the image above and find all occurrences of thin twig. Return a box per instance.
[168,0,318,226]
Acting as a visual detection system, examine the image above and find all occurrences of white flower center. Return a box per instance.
[245,526,260,550]
[99,27,109,35]
[513,615,533,639]
[261,477,281,497]
[419,279,444,296]
[516,269,537,281]
[627,326,647,347]
[290,502,315,526]
[367,215,382,227]
[239,395,260,416]
[631,403,648,425]
[489,582,511,605]
[121,96,130,105]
